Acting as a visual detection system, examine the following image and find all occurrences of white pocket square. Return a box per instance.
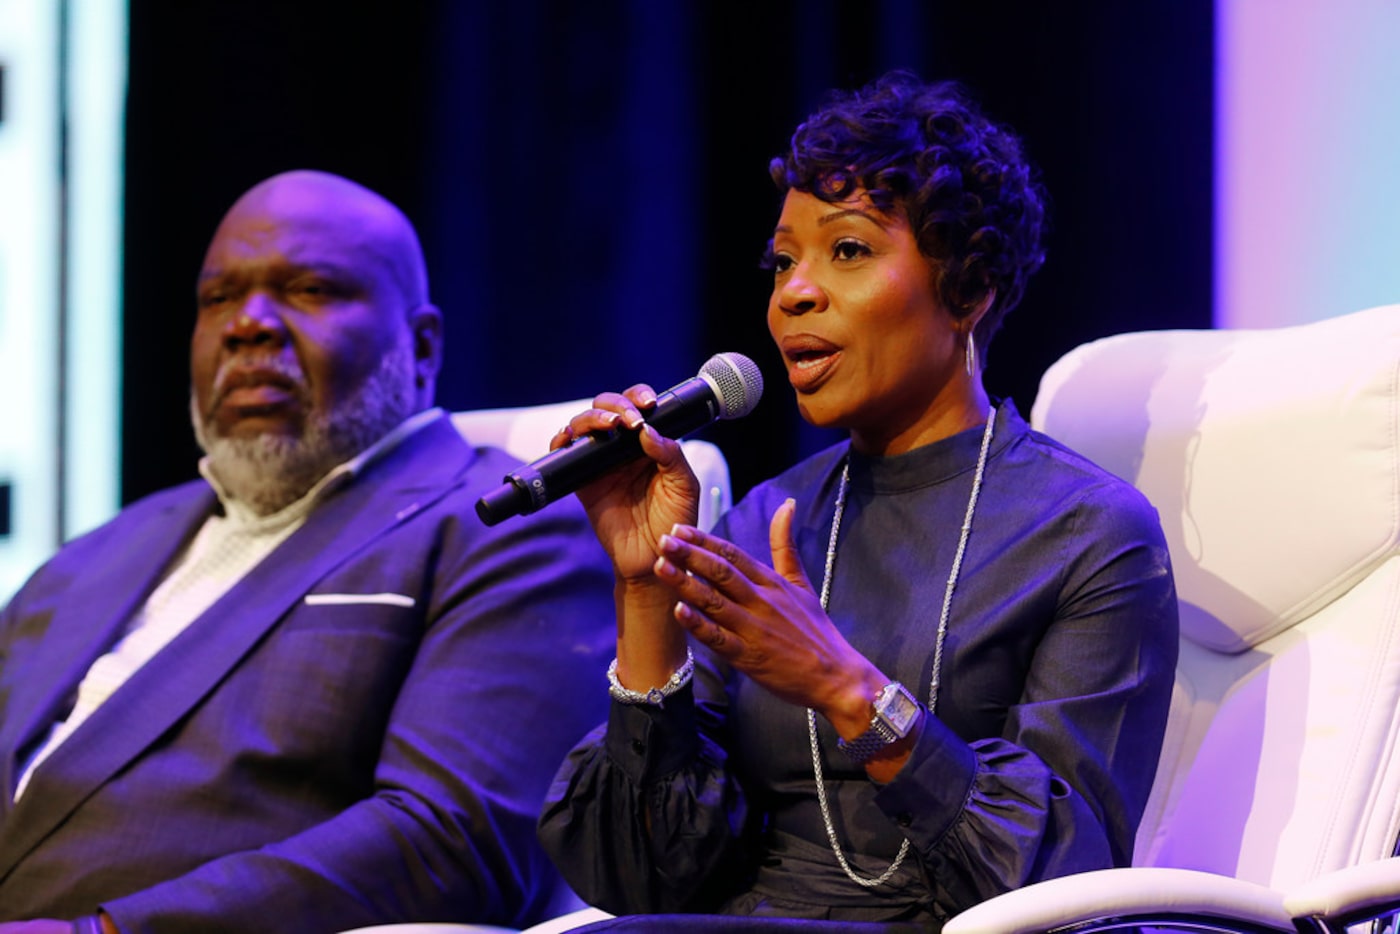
[304,593,416,608]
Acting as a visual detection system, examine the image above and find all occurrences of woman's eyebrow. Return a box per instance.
[771,208,890,237]
[817,208,889,229]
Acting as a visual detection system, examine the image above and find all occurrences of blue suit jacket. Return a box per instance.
[0,415,615,933]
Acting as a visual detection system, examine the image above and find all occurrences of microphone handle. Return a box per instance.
[475,379,719,525]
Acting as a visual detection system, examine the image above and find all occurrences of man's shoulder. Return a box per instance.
[2,480,210,611]
[72,480,212,546]
[393,429,604,555]
[453,442,529,494]
[368,413,538,501]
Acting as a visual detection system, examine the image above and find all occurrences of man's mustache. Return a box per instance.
[209,354,311,413]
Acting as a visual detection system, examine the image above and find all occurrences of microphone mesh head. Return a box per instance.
[699,352,764,419]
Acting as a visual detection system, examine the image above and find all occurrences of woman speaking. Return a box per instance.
[539,71,1179,932]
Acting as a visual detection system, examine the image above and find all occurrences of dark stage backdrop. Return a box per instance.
[123,0,1213,505]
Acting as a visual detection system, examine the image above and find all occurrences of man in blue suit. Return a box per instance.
[0,170,615,933]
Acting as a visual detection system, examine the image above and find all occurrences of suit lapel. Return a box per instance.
[0,485,211,808]
[0,418,474,879]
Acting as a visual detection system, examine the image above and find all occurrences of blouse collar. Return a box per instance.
[846,400,1025,496]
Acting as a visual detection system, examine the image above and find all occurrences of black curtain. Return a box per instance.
[123,0,1213,504]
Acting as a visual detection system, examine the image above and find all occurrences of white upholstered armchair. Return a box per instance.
[945,304,1400,933]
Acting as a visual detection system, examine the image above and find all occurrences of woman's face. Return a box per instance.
[766,188,969,456]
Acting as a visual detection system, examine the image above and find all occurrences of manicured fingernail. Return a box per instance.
[625,411,645,429]
[602,411,620,426]
[655,551,688,574]
[674,602,694,621]
[659,534,681,554]
[670,524,697,542]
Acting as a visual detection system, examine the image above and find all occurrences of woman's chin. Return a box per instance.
[794,397,852,434]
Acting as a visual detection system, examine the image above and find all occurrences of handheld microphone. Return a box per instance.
[475,352,763,526]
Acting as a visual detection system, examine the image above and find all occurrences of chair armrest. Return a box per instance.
[335,924,519,933]
[943,867,1294,934]
[335,908,614,934]
[1284,857,1400,930]
[520,907,614,933]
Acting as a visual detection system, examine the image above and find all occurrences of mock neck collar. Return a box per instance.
[845,400,1024,495]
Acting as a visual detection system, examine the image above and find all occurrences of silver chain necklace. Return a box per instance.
[807,406,997,888]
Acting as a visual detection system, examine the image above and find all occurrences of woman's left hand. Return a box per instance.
[653,499,887,734]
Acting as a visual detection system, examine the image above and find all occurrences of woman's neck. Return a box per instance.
[849,380,992,457]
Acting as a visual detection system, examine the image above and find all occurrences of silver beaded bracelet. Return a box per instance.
[607,648,695,708]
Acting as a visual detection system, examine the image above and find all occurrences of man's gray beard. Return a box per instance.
[191,339,419,516]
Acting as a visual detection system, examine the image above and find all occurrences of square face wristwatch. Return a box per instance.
[836,682,922,765]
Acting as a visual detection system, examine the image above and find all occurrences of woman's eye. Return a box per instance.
[833,239,871,261]
[760,243,795,275]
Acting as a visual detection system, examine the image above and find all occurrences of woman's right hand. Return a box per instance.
[550,385,700,583]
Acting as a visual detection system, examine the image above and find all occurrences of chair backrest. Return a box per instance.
[1029,304,1400,892]
[451,399,733,532]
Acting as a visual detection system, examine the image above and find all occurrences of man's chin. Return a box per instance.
[211,408,305,441]
[191,336,418,514]
[200,431,333,515]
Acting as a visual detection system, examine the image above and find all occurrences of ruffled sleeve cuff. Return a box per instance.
[873,713,978,847]
[603,682,703,784]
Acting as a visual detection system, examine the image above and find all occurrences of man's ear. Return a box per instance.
[408,304,444,396]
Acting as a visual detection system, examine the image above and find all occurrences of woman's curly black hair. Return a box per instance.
[770,71,1047,358]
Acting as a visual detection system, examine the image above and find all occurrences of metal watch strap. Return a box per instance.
[837,719,900,765]
[837,682,918,765]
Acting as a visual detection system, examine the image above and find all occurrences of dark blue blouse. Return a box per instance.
[540,402,1179,930]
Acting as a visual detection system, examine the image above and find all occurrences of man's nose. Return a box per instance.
[222,292,288,349]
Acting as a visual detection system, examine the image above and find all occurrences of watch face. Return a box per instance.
[878,684,921,734]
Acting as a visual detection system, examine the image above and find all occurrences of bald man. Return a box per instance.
[0,171,615,933]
